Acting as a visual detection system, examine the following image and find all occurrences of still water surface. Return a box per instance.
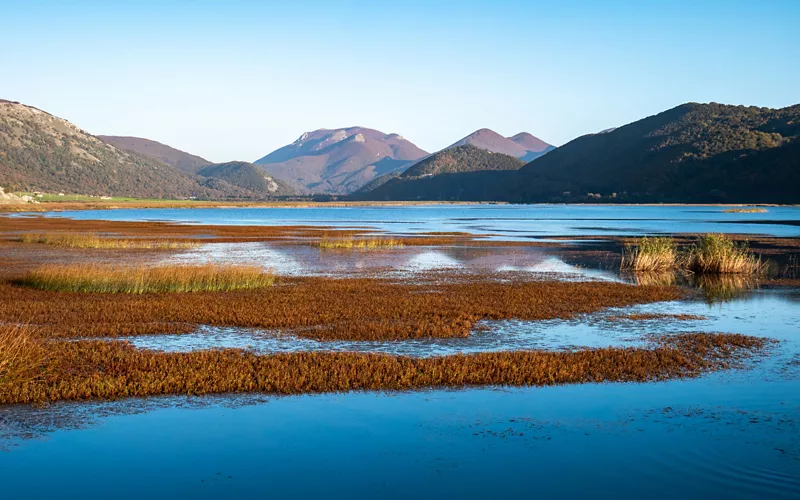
[43,204,800,238]
[2,206,798,498]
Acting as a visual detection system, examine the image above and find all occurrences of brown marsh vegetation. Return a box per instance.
[0,333,770,404]
[0,276,684,340]
[16,264,275,294]
[0,326,48,389]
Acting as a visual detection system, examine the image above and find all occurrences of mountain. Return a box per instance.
[360,102,800,204]
[254,127,428,194]
[357,145,524,200]
[450,129,554,162]
[0,100,288,200]
[513,102,800,203]
[196,161,293,196]
[97,135,211,174]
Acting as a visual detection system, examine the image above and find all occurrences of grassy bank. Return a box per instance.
[317,235,404,250]
[17,264,275,294]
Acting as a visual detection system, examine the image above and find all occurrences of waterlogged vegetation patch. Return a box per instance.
[622,233,764,275]
[0,333,772,404]
[16,232,197,250]
[0,277,684,340]
[16,264,275,294]
[316,235,405,250]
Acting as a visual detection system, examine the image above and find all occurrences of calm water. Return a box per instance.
[2,206,799,498]
[41,204,800,238]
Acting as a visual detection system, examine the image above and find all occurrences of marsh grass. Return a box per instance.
[17,232,197,250]
[317,235,404,250]
[0,333,770,404]
[685,234,764,274]
[722,207,768,213]
[621,237,679,272]
[0,326,47,387]
[17,264,275,294]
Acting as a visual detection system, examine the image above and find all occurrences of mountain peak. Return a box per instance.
[449,128,552,161]
[254,127,428,194]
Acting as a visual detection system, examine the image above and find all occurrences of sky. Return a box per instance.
[2,0,799,162]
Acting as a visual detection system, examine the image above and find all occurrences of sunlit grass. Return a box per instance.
[685,233,764,274]
[621,237,679,272]
[316,235,404,250]
[17,264,275,294]
[0,326,47,388]
[17,232,197,250]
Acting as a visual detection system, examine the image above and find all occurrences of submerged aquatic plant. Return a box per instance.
[17,232,197,250]
[16,264,275,294]
[621,237,679,272]
[685,234,764,274]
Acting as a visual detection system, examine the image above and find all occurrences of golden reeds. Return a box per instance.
[621,237,679,272]
[17,232,197,249]
[0,333,770,404]
[316,235,405,250]
[685,234,764,274]
[16,264,275,294]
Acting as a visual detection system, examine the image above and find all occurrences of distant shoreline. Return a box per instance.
[0,199,795,213]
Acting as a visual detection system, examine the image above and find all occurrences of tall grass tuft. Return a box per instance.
[621,237,679,272]
[685,234,763,274]
[18,232,197,250]
[317,235,404,250]
[0,326,47,388]
[17,264,275,294]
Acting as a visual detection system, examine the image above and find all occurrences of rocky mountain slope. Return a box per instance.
[0,100,290,199]
[254,127,428,194]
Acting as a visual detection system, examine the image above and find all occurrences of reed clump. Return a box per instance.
[685,233,764,274]
[317,235,404,250]
[621,237,679,272]
[16,264,275,294]
[0,326,47,388]
[17,232,197,249]
[0,333,769,404]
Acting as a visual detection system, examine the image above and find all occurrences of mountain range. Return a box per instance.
[1,98,797,203]
[360,103,800,204]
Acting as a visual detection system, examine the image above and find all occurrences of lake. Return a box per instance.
[1,205,798,499]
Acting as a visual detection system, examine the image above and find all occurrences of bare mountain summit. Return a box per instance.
[254,127,428,194]
[450,129,554,162]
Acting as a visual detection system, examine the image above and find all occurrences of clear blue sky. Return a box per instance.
[2,0,798,162]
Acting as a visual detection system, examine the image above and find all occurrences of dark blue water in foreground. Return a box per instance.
[1,290,798,499]
[40,204,800,238]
